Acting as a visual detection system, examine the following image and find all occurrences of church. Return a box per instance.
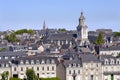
[76,12,89,46]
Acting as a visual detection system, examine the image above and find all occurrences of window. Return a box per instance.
[21,67,23,71]
[36,60,39,64]
[69,70,71,74]
[42,67,44,71]
[96,64,98,67]
[41,60,45,64]
[74,70,75,74]
[78,70,80,74]
[52,66,54,70]
[37,73,39,77]
[31,60,34,64]
[105,59,108,64]
[47,67,49,71]
[51,59,55,64]
[5,56,8,59]
[37,67,39,70]
[14,67,16,71]
[20,60,24,64]
[69,64,71,67]
[26,60,29,64]
[90,75,93,80]
[73,63,76,67]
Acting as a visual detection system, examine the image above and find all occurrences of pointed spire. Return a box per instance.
[43,20,46,30]
[81,11,83,16]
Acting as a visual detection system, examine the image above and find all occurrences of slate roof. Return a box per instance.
[79,53,100,63]
[14,55,58,65]
[100,46,120,51]
[47,33,74,40]
[0,51,27,60]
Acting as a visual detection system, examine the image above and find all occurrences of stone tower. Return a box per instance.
[77,12,89,46]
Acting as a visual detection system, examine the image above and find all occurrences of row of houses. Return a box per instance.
[0,51,120,80]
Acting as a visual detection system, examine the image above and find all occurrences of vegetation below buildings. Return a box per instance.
[0,48,7,52]
[113,32,120,37]
[5,33,20,42]
[10,77,21,80]
[26,69,38,80]
[15,29,34,35]
[95,32,105,45]
[1,71,9,80]
[4,29,34,42]
[58,28,67,32]
[117,53,120,58]
[40,77,60,80]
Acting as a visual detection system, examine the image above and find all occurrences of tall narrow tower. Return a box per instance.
[77,12,89,46]
[43,20,46,31]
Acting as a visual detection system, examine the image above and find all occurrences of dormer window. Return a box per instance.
[78,64,80,67]
[105,59,109,64]
[111,59,114,64]
[26,60,29,64]
[73,63,76,67]
[69,64,71,67]
[6,64,9,67]
[31,60,34,64]
[4,56,8,59]
[51,59,55,64]
[116,59,120,64]
[36,60,39,64]
[20,60,24,64]
[46,59,50,63]
[41,60,45,64]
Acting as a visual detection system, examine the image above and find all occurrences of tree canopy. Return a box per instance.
[58,28,67,32]
[40,77,60,80]
[113,32,120,37]
[15,29,34,34]
[1,71,9,80]
[26,69,38,80]
[95,32,105,45]
[5,33,20,42]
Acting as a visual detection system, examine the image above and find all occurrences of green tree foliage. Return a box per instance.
[26,69,38,80]
[117,53,120,58]
[10,77,21,80]
[58,28,67,32]
[95,32,105,45]
[5,33,20,42]
[113,32,120,37]
[0,48,7,52]
[40,77,60,80]
[1,71,9,80]
[15,29,34,34]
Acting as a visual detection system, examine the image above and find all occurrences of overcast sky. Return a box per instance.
[0,0,120,31]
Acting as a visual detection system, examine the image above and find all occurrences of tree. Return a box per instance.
[5,33,20,42]
[26,69,38,80]
[40,77,60,80]
[117,53,120,58]
[10,77,21,80]
[58,28,67,32]
[95,32,105,45]
[1,71,9,80]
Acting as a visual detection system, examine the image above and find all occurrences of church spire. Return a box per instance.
[43,20,46,30]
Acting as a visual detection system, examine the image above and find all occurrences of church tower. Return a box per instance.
[43,20,46,31]
[77,12,89,46]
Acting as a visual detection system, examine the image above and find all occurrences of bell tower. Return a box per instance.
[77,12,89,46]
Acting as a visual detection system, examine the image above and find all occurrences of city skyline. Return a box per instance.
[0,0,120,31]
